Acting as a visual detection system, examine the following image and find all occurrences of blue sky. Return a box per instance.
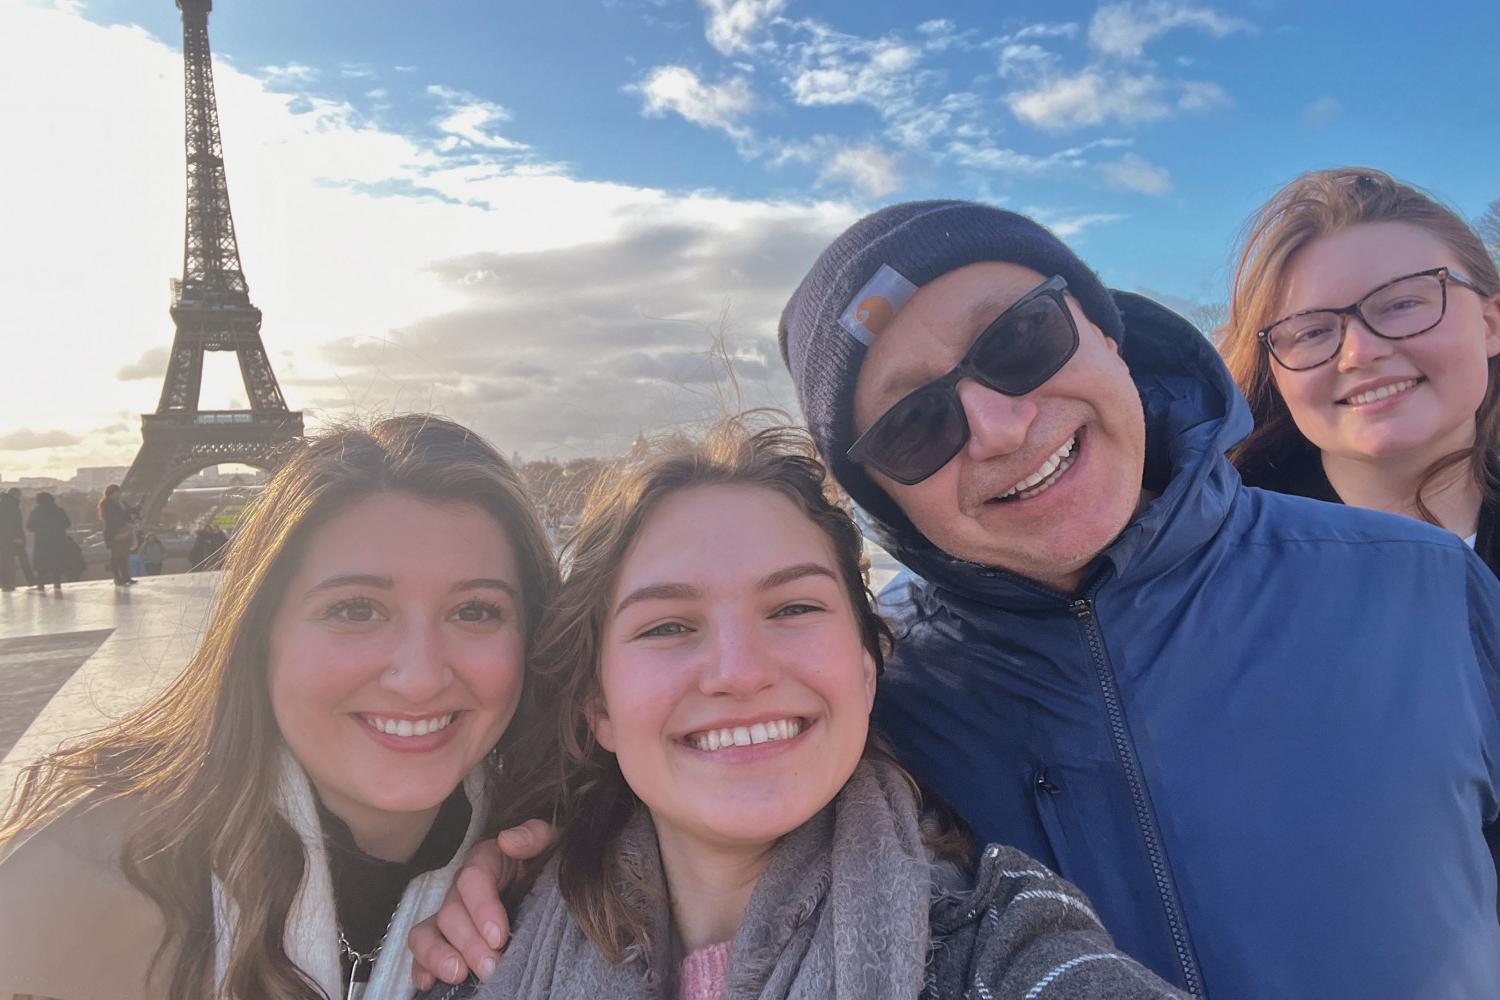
[2,0,1498,477]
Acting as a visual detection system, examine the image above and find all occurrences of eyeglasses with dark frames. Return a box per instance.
[1257,266,1480,372]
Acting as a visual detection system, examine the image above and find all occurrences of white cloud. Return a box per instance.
[1176,80,1228,112]
[917,18,956,35]
[1302,95,1341,128]
[786,35,922,107]
[0,429,83,451]
[636,66,754,142]
[0,4,858,478]
[427,85,529,151]
[700,0,787,56]
[1088,1,1250,59]
[1012,22,1080,41]
[1028,209,1126,240]
[778,139,902,197]
[997,42,1060,80]
[1099,152,1173,194]
[819,145,900,198]
[946,136,1128,176]
[260,63,318,85]
[1007,69,1226,131]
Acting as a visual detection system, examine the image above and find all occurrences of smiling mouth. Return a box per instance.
[990,433,1078,504]
[358,712,458,738]
[685,718,806,752]
[1339,377,1423,406]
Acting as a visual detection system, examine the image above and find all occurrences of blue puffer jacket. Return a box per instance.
[866,292,1500,999]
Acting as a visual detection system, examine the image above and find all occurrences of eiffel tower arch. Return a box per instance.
[121,0,303,526]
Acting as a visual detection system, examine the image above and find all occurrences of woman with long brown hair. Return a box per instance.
[421,416,1181,1000]
[0,414,559,1000]
[1220,167,1500,575]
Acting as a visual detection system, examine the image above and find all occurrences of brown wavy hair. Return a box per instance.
[0,414,560,1000]
[505,412,968,964]
[1221,167,1500,524]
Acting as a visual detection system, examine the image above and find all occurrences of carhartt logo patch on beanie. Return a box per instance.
[778,199,1124,522]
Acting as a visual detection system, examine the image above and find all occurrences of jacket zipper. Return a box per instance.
[1071,596,1206,998]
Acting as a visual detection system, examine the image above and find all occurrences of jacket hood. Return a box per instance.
[854,291,1253,607]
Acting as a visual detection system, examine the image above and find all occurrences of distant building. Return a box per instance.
[73,466,132,491]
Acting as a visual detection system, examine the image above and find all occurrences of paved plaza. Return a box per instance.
[0,574,219,791]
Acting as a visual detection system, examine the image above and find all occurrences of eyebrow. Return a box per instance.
[961,291,1025,335]
[304,574,518,600]
[757,562,838,591]
[865,290,1028,405]
[613,562,839,616]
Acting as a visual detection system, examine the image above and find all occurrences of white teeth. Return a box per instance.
[688,718,805,752]
[999,435,1077,500]
[365,712,456,738]
[1343,378,1419,406]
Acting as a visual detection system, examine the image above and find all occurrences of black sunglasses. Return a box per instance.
[847,275,1079,486]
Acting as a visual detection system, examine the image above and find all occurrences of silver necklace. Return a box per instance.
[338,924,386,1000]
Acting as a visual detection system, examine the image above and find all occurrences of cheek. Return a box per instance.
[887,469,964,535]
[597,653,677,753]
[267,628,367,725]
[1269,367,1322,418]
[454,633,527,715]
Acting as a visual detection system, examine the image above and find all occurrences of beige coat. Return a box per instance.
[0,796,175,1000]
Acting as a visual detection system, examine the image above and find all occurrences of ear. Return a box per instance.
[862,648,878,711]
[1481,293,1500,359]
[587,699,616,752]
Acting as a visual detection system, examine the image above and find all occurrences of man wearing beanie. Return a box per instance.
[780,201,1500,999]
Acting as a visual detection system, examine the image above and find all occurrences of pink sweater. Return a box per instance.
[676,940,732,1000]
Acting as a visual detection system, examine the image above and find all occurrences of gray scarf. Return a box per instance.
[479,759,934,1000]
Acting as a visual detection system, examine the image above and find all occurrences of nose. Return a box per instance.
[379,623,453,702]
[698,616,781,698]
[1335,315,1394,372]
[956,379,1038,462]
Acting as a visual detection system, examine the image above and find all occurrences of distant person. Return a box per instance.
[0,488,33,592]
[189,522,228,572]
[0,415,562,1000]
[8,488,40,589]
[98,484,136,586]
[25,492,71,595]
[139,532,167,576]
[1220,167,1500,576]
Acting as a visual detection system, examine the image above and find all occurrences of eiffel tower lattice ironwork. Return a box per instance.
[121,0,303,525]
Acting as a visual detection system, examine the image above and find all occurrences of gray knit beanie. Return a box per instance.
[778,200,1124,523]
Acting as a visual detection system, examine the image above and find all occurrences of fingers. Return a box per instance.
[496,818,557,861]
[436,875,502,981]
[406,839,509,986]
[407,916,470,987]
[456,862,511,951]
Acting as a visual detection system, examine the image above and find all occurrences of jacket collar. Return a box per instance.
[858,291,1252,609]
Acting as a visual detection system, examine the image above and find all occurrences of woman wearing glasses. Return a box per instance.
[1219,167,1500,575]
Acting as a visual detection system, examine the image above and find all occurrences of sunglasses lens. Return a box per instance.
[970,293,1077,394]
[861,385,965,484]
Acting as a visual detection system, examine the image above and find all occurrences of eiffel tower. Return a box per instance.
[121,0,303,525]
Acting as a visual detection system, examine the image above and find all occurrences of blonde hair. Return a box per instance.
[0,414,560,1000]
[1221,167,1500,522]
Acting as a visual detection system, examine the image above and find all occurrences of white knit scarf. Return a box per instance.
[212,746,489,1000]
